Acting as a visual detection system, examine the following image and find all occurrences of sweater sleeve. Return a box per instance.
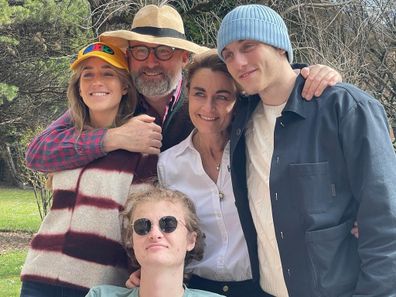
[25,110,107,173]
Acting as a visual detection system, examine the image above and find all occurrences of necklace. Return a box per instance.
[216,164,220,171]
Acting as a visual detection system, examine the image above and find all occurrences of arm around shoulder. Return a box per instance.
[25,111,107,172]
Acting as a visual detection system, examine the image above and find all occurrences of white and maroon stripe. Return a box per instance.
[21,150,154,289]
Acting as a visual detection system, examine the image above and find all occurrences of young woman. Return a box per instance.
[86,184,224,297]
[20,42,157,297]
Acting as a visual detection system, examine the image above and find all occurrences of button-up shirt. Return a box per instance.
[158,130,252,281]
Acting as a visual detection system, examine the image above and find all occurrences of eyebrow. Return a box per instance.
[82,64,113,71]
[223,40,246,51]
[192,86,232,94]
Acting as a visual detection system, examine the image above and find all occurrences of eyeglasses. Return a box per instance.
[133,216,185,235]
[127,45,177,61]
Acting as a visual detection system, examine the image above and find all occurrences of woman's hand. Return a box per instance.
[300,64,342,100]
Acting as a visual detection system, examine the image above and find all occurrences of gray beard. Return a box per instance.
[132,71,178,98]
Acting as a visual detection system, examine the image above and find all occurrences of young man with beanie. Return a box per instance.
[217,4,396,297]
[25,4,340,173]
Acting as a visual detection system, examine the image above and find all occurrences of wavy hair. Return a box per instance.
[121,183,205,269]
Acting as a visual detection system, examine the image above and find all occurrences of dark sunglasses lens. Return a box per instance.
[133,218,151,235]
[159,216,178,233]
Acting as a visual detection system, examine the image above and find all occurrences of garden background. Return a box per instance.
[0,0,395,295]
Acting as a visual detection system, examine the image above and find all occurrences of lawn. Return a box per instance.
[0,187,40,296]
[0,250,28,297]
[0,187,41,232]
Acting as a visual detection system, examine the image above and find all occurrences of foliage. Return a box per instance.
[0,0,92,189]
[0,187,41,232]
[81,0,395,122]
[0,0,394,187]
[0,250,27,297]
[0,0,92,146]
[6,128,53,219]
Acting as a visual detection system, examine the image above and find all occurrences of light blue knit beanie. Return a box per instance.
[217,4,293,63]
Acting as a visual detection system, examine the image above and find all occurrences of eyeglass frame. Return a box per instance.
[127,45,178,61]
[132,215,187,236]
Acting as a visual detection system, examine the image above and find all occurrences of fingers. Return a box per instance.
[125,278,134,289]
[302,65,327,100]
[301,65,342,100]
[125,269,141,288]
[350,221,359,239]
[300,67,309,79]
[133,114,156,123]
[106,114,163,154]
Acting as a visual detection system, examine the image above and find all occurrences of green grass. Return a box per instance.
[0,187,41,296]
[0,187,41,232]
[0,250,27,297]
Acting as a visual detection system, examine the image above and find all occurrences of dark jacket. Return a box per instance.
[230,75,396,297]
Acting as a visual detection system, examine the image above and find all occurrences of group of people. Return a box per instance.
[20,3,396,297]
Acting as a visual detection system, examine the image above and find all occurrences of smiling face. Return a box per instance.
[131,200,196,268]
[188,68,237,137]
[78,57,127,127]
[128,41,189,100]
[221,40,287,97]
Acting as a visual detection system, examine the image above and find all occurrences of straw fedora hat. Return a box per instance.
[99,5,206,54]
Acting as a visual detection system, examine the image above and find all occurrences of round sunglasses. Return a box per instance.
[133,216,185,236]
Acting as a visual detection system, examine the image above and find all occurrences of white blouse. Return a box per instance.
[158,130,252,281]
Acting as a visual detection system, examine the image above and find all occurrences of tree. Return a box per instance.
[1,0,395,188]
[0,0,92,187]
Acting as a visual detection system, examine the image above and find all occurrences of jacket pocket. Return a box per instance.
[288,162,334,214]
[305,219,359,296]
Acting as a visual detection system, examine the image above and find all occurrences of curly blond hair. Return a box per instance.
[121,183,205,269]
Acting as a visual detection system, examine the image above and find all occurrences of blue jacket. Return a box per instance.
[230,75,396,297]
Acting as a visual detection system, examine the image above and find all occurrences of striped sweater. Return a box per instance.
[21,150,157,290]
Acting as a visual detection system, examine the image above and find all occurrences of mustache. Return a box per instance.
[137,66,165,76]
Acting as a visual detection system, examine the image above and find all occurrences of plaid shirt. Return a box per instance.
[26,79,193,173]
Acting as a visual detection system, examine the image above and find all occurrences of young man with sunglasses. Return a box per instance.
[217,4,396,297]
[86,185,224,297]
[26,4,341,173]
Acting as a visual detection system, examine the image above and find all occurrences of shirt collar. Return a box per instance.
[172,129,231,161]
[282,75,309,119]
[172,129,197,158]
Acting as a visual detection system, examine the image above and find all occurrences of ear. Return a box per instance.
[122,85,128,95]
[277,49,288,60]
[186,231,197,252]
[277,48,286,55]
[181,50,190,67]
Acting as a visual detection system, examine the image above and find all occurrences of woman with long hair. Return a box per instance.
[20,42,157,297]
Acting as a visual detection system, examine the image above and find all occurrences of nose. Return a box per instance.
[148,224,163,239]
[145,49,159,67]
[91,75,104,86]
[202,98,215,112]
[232,51,247,70]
